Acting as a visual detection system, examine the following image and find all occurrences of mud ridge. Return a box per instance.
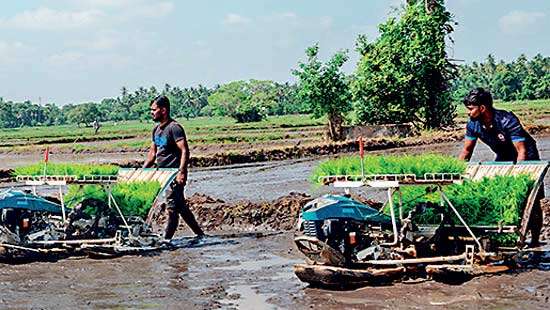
[148,194,550,239]
[115,130,467,169]
[146,192,313,233]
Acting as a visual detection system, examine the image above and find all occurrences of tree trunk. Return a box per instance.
[327,112,344,141]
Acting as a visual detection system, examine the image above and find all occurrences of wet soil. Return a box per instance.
[1,232,549,309]
[1,137,550,309]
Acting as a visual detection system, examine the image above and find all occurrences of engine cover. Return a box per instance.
[300,194,391,228]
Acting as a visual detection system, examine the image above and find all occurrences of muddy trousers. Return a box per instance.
[164,182,204,239]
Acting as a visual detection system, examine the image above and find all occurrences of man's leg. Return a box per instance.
[167,181,204,237]
[163,181,181,240]
[177,198,204,236]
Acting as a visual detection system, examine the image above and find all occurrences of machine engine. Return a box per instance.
[298,195,394,265]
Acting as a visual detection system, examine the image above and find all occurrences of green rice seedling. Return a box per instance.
[64,181,161,218]
[112,181,161,218]
[13,162,119,177]
[390,175,534,226]
[311,154,467,183]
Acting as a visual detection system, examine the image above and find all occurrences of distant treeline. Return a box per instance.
[0,81,309,128]
[0,54,548,129]
[451,54,549,102]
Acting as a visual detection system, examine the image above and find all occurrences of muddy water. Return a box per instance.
[1,137,549,309]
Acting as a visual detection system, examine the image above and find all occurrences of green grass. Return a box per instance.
[0,114,325,152]
[13,162,160,218]
[0,114,323,141]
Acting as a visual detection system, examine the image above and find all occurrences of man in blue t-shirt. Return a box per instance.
[458,88,542,246]
[458,88,539,162]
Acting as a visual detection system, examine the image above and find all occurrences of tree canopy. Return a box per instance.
[352,0,458,129]
[452,54,550,102]
[293,44,352,140]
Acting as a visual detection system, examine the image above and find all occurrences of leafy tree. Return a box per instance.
[0,99,17,128]
[43,104,65,125]
[292,44,351,140]
[352,0,458,129]
[207,80,273,122]
[66,103,101,126]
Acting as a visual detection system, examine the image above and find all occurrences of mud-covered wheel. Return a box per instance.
[294,236,345,266]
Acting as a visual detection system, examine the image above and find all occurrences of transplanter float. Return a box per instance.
[293,161,549,288]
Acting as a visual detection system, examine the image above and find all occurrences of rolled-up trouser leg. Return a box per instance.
[164,181,203,238]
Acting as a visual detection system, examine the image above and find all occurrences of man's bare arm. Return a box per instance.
[175,137,190,185]
[513,141,528,162]
[458,139,476,161]
[143,142,157,168]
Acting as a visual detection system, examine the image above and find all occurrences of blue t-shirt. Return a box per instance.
[465,109,539,162]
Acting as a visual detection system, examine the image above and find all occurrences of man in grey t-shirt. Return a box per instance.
[143,95,204,239]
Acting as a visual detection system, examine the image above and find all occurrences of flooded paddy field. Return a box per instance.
[1,137,549,309]
[1,231,549,309]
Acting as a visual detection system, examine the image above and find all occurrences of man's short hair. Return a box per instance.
[151,95,170,113]
[463,88,493,108]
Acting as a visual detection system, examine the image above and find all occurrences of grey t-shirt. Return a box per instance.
[152,119,186,168]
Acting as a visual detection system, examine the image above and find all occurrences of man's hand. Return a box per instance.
[175,171,187,186]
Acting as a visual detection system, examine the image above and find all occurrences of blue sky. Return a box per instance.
[1,0,548,104]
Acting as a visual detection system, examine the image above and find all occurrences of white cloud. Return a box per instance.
[0,8,103,30]
[0,1,174,31]
[499,11,545,34]
[75,0,136,8]
[223,13,251,26]
[389,0,404,7]
[120,2,174,19]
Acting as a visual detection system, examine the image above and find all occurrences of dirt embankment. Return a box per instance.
[148,194,550,242]
[114,130,468,169]
[114,126,550,168]
[147,192,313,232]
